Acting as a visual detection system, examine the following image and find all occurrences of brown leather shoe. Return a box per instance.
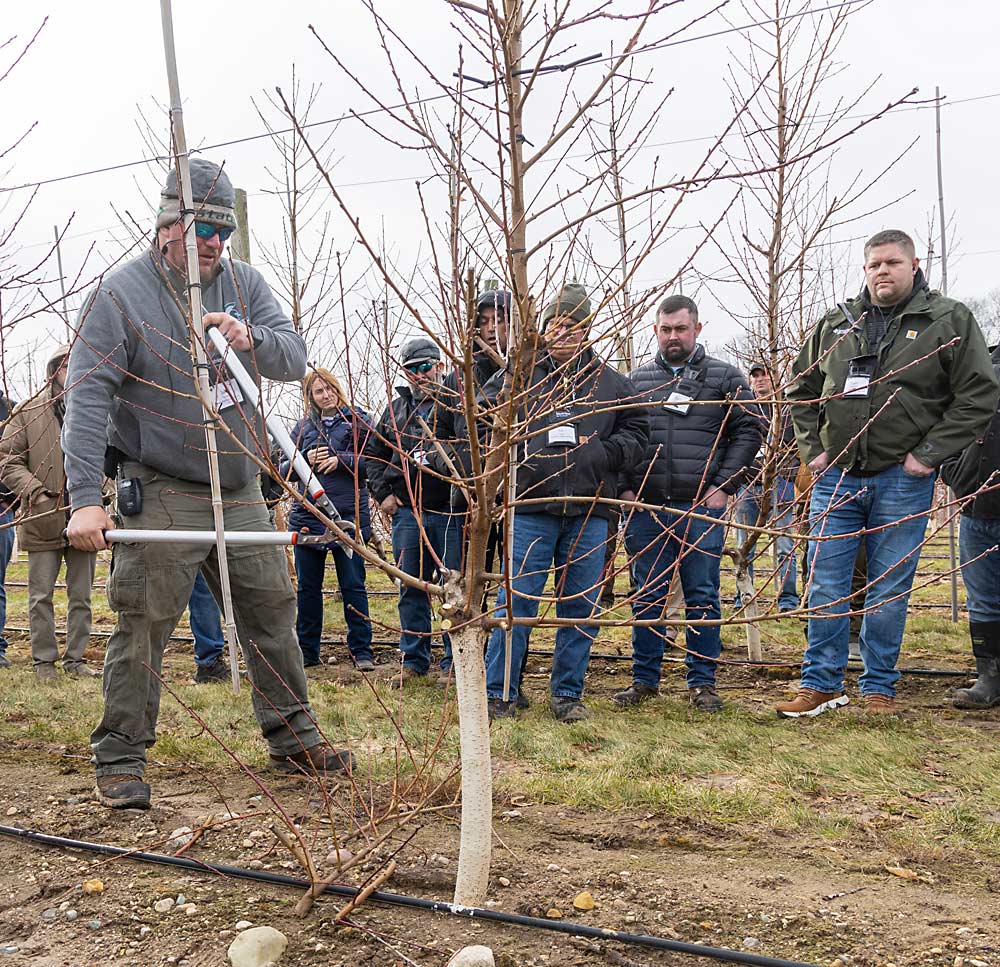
[64,663,102,679]
[862,693,897,716]
[775,687,849,718]
[270,743,355,777]
[95,774,151,810]
[34,663,58,682]
[388,666,426,690]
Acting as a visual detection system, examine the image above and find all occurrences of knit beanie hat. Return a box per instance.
[541,283,591,329]
[476,288,512,318]
[156,158,237,231]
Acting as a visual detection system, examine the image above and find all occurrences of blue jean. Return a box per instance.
[391,506,462,674]
[959,515,1000,624]
[802,464,934,697]
[625,504,725,689]
[0,508,14,653]
[188,570,224,667]
[485,512,608,701]
[734,477,799,609]
[295,543,372,664]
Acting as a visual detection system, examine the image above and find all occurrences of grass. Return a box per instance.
[1,531,998,870]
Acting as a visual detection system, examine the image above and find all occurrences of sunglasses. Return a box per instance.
[194,221,235,243]
[405,361,435,375]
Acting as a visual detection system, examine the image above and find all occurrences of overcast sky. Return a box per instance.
[1,0,997,393]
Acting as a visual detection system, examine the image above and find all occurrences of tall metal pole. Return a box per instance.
[936,85,959,624]
[159,0,242,691]
[53,226,71,341]
[608,78,633,373]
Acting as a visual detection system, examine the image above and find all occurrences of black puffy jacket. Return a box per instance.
[490,350,648,519]
[365,383,458,512]
[624,345,761,502]
[940,352,1000,519]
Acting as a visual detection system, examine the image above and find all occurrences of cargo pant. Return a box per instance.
[28,546,97,669]
[91,464,322,778]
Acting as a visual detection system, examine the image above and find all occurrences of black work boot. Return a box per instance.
[953,621,1000,710]
[96,774,151,810]
[612,682,659,708]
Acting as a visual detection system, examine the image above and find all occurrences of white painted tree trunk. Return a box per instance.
[734,564,762,663]
[445,578,492,906]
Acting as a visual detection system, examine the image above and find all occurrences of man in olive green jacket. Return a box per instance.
[0,346,100,680]
[776,229,998,718]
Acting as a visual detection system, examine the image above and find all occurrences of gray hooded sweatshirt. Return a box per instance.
[63,248,306,510]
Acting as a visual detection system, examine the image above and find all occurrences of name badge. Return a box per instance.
[843,375,871,398]
[843,354,877,399]
[664,391,692,415]
[547,409,578,446]
[211,379,244,411]
[410,447,430,466]
[547,424,578,446]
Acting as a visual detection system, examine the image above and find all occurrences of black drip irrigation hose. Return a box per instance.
[0,825,822,967]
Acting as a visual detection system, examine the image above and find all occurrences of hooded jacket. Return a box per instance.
[63,248,307,511]
[487,349,648,518]
[940,348,1000,518]
[288,406,375,541]
[624,345,761,502]
[0,346,74,550]
[788,270,998,472]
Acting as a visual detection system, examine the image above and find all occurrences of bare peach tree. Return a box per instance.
[707,0,918,658]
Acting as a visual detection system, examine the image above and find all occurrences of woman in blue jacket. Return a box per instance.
[289,368,375,670]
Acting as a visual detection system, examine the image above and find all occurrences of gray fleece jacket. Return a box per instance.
[63,247,306,510]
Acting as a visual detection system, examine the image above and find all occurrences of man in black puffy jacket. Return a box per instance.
[484,284,648,722]
[614,295,761,712]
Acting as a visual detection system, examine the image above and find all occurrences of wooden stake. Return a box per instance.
[159,0,241,693]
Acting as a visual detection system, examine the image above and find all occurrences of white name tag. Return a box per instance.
[843,376,871,398]
[547,424,578,446]
[664,391,692,415]
[411,447,430,466]
[211,379,244,411]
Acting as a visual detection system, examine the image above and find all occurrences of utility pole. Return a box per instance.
[53,226,71,341]
[606,72,635,374]
[936,85,959,624]
[229,187,251,263]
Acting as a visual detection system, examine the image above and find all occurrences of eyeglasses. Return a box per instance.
[405,361,435,375]
[194,221,235,243]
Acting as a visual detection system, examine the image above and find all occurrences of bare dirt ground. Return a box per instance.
[0,656,997,967]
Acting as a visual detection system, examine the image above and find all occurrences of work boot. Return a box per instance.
[270,743,355,777]
[848,631,861,662]
[550,696,590,724]
[775,687,849,718]
[96,774,151,810]
[434,666,454,688]
[515,691,531,710]
[488,697,516,721]
[194,657,229,684]
[64,663,102,679]
[354,657,376,673]
[862,693,896,716]
[953,622,1000,709]
[34,662,58,682]
[388,666,426,689]
[612,682,659,708]
[0,654,10,670]
[688,685,724,713]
